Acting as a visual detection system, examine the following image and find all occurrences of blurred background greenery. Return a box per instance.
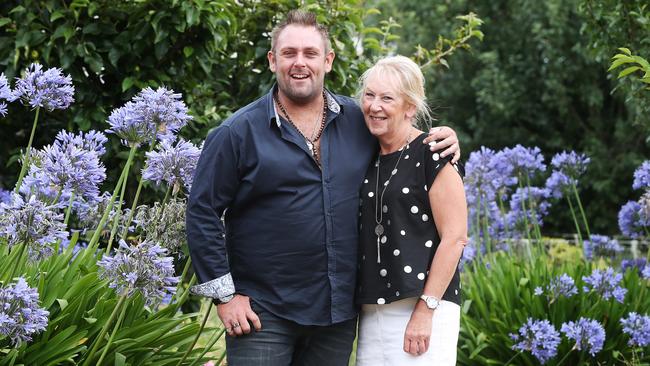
[0,0,648,235]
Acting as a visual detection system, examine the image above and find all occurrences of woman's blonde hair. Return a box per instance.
[357,55,433,127]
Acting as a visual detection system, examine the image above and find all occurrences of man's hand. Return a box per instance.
[422,126,460,164]
[403,304,433,356]
[217,294,262,337]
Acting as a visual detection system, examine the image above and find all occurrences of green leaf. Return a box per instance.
[518,277,529,286]
[122,77,135,92]
[50,10,66,22]
[183,46,194,58]
[0,17,11,28]
[115,352,127,366]
[439,58,449,68]
[617,47,631,56]
[608,57,634,71]
[618,66,641,78]
[84,317,97,324]
[56,298,69,310]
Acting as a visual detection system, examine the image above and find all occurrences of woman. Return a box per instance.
[355,55,468,366]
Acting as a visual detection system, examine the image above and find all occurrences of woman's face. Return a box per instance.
[361,73,415,138]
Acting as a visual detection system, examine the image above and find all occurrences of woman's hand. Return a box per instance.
[403,303,433,356]
[422,126,460,163]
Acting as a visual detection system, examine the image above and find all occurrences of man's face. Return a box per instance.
[268,25,335,105]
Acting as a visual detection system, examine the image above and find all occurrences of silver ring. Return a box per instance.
[232,322,241,328]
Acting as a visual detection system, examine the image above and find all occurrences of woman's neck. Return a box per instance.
[378,125,420,155]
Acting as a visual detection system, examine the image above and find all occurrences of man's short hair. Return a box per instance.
[270,9,332,54]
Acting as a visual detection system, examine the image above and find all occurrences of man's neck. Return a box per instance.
[276,90,324,118]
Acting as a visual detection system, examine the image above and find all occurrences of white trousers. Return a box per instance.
[356,297,460,366]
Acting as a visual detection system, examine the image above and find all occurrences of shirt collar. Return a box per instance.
[267,84,342,128]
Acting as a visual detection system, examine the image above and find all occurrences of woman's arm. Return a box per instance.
[403,162,468,356]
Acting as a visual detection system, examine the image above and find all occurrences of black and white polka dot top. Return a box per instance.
[356,132,462,306]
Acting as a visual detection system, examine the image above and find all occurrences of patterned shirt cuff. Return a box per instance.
[190,273,235,301]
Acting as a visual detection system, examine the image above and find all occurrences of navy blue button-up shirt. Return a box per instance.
[186,86,376,325]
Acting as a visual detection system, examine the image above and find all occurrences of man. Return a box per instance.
[186,9,460,366]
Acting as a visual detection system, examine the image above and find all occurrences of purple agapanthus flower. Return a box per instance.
[54,130,108,156]
[20,132,106,203]
[545,151,590,199]
[0,277,49,347]
[0,72,15,116]
[620,312,650,347]
[500,145,546,179]
[547,273,578,302]
[621,258,646,274]
[618,201,648,238]
[0,193,68,261]
[506,186,551,233]
[0,189,11,204]
[142,138,201,193]
[561,317,605,356]
[583,234,623,260]
[642,266,650,280]
[534,286,544,296]
[13,63,74,111]
[582,267,627,303]
[97,240,179,306]
[633,161,650,190]
[106,87,192,147]
[510,318,560,364]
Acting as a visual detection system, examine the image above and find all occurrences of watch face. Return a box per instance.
[426,297,439,309]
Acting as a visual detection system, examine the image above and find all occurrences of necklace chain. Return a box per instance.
[274,90,327,166]
[374,132,412,263]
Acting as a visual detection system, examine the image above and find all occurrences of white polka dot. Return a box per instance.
[422,214,429,222]
[416,162,421,167]
[417,273,425,280]
[454,164,459,171]
[377,298,386,305]
[405,155,409,159]
[380,236,387,244]
[424,185,428,191]
[396,291,400,296]
[362,255,366,261]
[387,283,391,288]
[387,219,391,225]
[393,249,400,256]
[425,240,433,247]
[384,180,389,186]
[402,187,409,194]
[435,164,440,169]
[410,206,419,214]
[455,289,458,295]
[379,269,387,277]
[382,205,388,213]
[368,192,374,197]
[432,153,440,161]
[364,179,368,183]
[400,230,406,236]
[404,266,412,273]
[391,169,398,175]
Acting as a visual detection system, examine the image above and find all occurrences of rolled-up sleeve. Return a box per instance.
[186,125,239,299]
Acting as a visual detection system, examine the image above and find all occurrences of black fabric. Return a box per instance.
[356,132,462,306]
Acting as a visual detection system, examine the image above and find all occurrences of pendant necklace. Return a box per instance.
[274,90,327,166]
[374,131,411,263]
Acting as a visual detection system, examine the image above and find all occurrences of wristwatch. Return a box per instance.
[420,294,441,310]
[218,294,234,304]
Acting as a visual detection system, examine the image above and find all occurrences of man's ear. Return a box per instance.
[268,50,277,73]
[324,50,335,73]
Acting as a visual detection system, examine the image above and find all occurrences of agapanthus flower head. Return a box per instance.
[633,161,650,190]
[97,240,179,306]
[621,258,646,273]
[534,286,543,296]
[54,129,108,156]
[0,193,68,261]
[545,152,590,199]
[0,277,49,347]
[131,86,192,142]
[547,273,578,301]
[618,200,648,238]
[620,312,650,347]
[500,145,546,179]
[133,198,187,254]
[74,192,121,234]
[20,132,106,203]
[582,267,627,303]
[560,317,605,356]
[13,63,74,111]
[642,266,650,280]
[583,234,623,260]
[0,72,15,116]
[106,101,154,147]
[506,186,551,233]
[142,138,201,193]
[510,318,560,364]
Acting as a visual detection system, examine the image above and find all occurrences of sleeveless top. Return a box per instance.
[356,132,463,305]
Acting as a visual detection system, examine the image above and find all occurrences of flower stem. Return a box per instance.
[176,301,212,366]
[15,107,40,193]
[106,166,131,253]
[572,183,591,239]
[88,145,137,250]
[566,196,584,246]
[63,191,75,226]
[503,350,522,366]
[119,140,157,240]
[555,349,574,366]
[96,295,130,366]
[82,293,128,366]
